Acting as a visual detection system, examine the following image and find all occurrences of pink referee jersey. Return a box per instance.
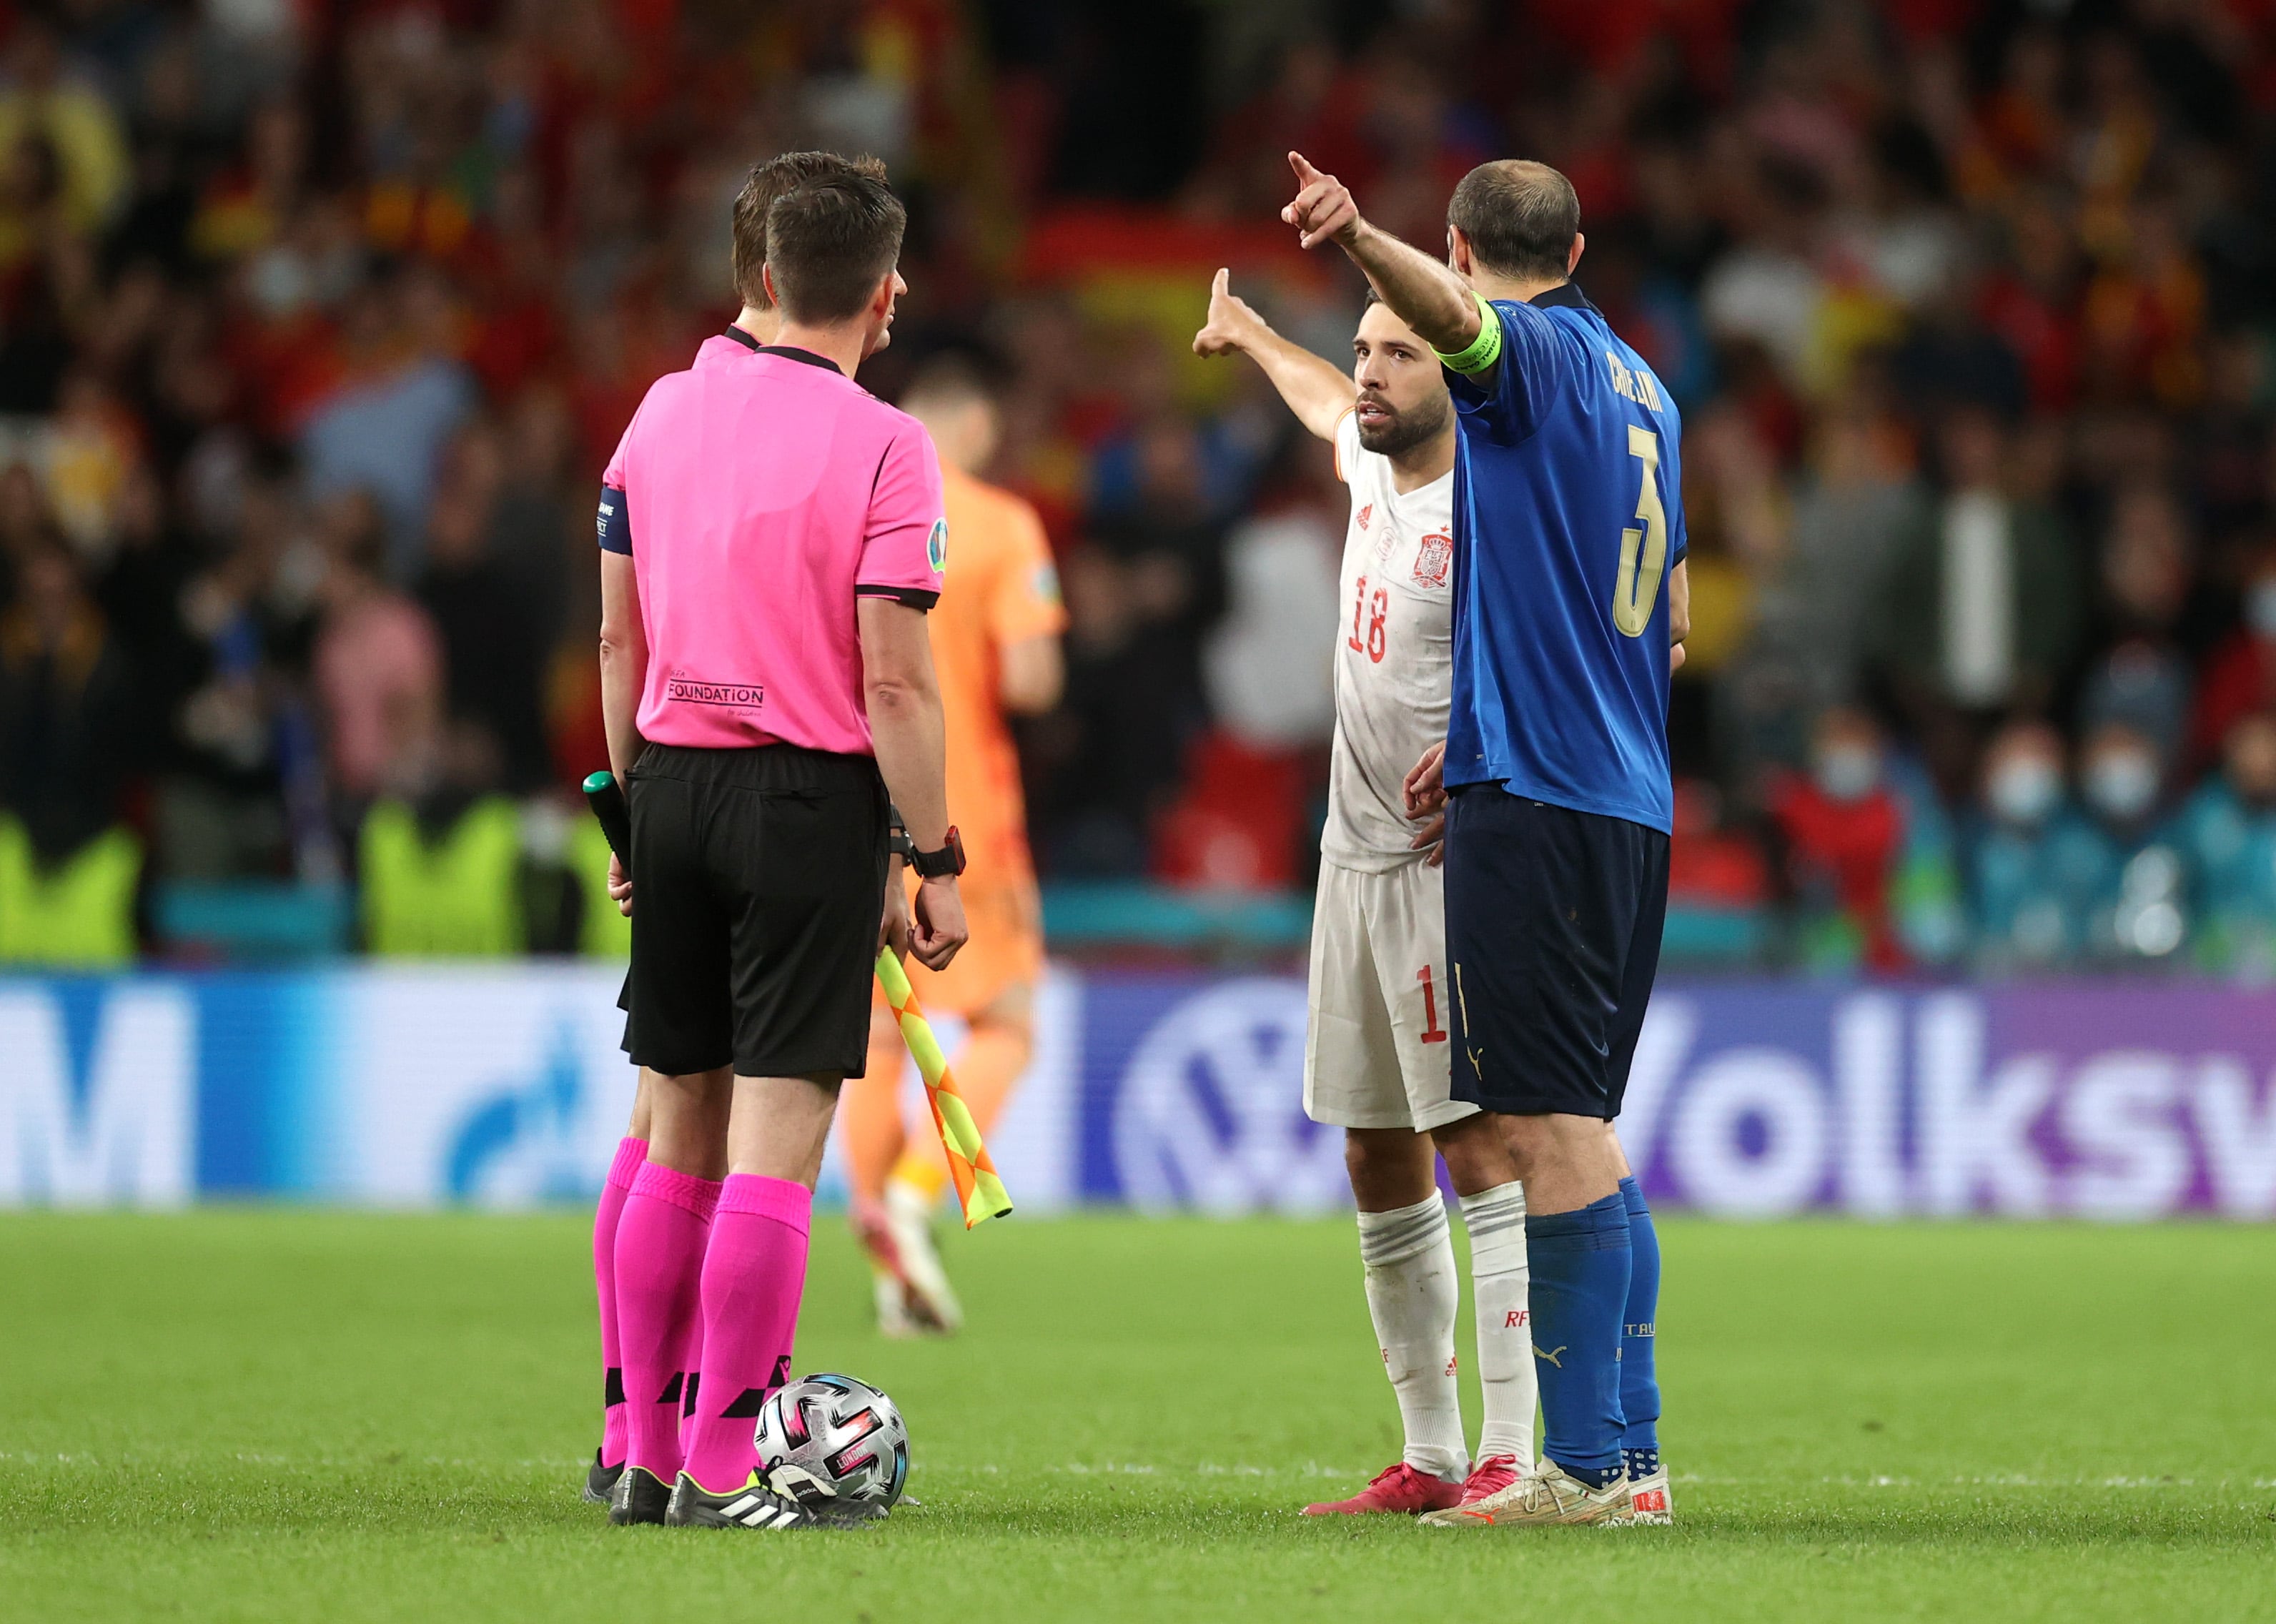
[599,330,947,756]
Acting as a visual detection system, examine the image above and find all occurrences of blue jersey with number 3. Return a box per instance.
[1443,283,1686,833]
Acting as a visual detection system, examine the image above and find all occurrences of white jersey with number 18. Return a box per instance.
[1322,407,1456,872]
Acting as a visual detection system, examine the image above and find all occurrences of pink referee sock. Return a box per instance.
[678,1294,705,1455]
[682,1174,812,1494]
[593,1137,648,1468]
[613,1162,722,1482]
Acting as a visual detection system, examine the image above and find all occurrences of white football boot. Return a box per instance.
[881,1178,964,1334]
[852,1181,964,1337]
[870,1265,917,1339]
[1621,1465,1673,1525]
[1417,1459,1631,1528]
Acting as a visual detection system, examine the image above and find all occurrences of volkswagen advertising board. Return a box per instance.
[2,969,2272,1218]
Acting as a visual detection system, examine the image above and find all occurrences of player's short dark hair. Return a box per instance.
[1447,160,1580,282]
[900,349,1003,413]
[763,172,907,324]
[729,151,889,310]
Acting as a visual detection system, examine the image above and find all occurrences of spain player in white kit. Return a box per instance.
[1195,273,1539,1517]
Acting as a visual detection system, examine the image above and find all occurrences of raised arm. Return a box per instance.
[1280,152,1483,361]
[1190,267,1355,441]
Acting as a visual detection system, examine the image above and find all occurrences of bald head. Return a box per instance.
[1447,160,1580,283]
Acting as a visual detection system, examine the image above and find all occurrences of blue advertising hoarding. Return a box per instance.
[3,968,2273,1218]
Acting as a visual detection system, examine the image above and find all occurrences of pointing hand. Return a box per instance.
[1281,152,1360,251]
[1192,268,1264,357]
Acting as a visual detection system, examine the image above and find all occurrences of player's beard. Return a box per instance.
[1355,390,1451,459]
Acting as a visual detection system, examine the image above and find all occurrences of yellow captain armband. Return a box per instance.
[1432,291,1503,376]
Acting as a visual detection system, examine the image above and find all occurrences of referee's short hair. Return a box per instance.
[765,172,909,324]
[1448,160,1580,283]
[730,151,889,310]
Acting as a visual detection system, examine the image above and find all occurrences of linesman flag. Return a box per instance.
[874,948,1014,1229]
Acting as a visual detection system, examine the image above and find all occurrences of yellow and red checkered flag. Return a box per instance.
[874,949,1014,1229]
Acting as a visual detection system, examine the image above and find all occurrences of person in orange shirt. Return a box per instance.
[841,354,1066,1335]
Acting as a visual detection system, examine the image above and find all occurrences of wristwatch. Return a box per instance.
[910,826,966,880]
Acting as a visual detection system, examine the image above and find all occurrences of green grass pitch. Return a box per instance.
[3,1212,2272,1622]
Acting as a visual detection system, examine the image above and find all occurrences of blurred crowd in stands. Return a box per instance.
[1,0,2275,974]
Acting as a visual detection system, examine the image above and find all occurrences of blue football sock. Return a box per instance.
[1618,1175,1661,1482]
[1523,1191,1631,1490]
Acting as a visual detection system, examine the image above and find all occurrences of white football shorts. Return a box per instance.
[1302,856,1475,1132]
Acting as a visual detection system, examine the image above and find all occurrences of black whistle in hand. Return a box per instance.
[582,771,632,864]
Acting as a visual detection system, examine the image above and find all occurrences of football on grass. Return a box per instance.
[754,1374,910,1512]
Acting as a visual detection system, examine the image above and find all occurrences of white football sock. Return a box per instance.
[1356,1194,1466,1482]
[1459,1182,1538,1465]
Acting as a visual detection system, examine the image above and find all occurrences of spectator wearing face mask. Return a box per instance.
[1965,721,2102,969]
[2172,711,2276,977]
[1768,706,1961,970]
[2190,551,2276,773]
[2072,719,2190,966]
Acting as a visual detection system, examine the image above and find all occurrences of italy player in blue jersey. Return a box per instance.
[1282,152,1688,1528]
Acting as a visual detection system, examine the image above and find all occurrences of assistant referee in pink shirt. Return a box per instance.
[595,165,967,1530]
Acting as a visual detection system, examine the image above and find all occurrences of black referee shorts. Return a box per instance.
[1443,784,1670,1120]
[621,741,889,1079]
